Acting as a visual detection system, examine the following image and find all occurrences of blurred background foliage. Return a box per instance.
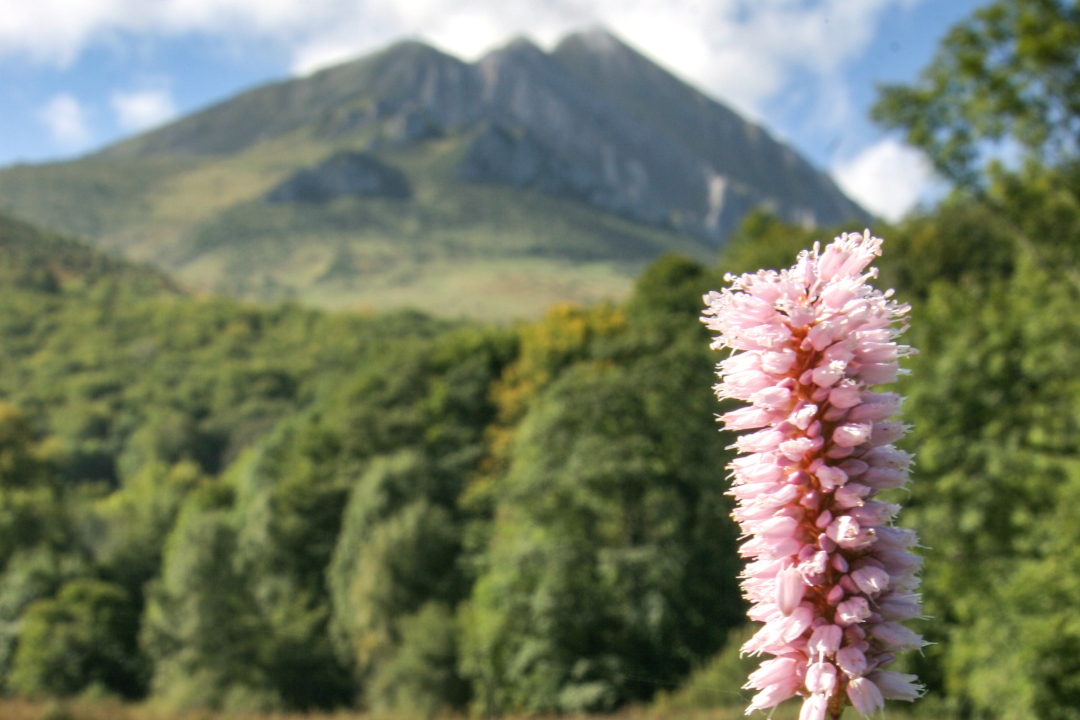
[2,1,1080,719]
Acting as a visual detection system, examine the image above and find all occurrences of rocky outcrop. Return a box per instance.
[456,38,822,241]
[457,36,867,242]
[551,29,866,235]
[265,152,410,203]
[464,40,690,229]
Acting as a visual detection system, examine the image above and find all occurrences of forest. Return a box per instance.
[2,1,1080,719]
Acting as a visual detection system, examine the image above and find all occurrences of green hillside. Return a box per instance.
[0,212,176,295]
[0,211,448,486]
[0,129,710,321]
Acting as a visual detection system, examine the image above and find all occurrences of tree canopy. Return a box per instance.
[874,0,1080,187]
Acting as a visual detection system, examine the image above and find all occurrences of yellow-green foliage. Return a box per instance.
[11,580,142,698]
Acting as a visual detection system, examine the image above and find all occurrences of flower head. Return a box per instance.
[703,231,924,719]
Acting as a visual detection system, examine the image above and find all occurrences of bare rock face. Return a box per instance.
[550,29,864,236]
[458,124,549,187]
[265,152,410,203]
[383,106,443,145]
[453,36,867,243]
[457,119,667,228]
[464,39,689,230]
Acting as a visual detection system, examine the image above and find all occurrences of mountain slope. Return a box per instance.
[0,30,867,320]
[552,29,862,237]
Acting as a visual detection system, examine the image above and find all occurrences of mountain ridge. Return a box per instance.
[98,40,480,160]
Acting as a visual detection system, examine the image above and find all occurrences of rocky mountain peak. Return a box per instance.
[266,151,411,203]
[96,29,868,245]
[561,27,631,57]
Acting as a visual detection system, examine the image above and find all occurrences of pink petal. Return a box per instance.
[846,676,885,717]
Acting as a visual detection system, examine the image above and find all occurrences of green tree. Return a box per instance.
[0,403,64,571]
[873,0,1080,186]
[139,482,278,713]
[873,16,1080,711]
[10,579,144,698]
[0,549,88,693]
[461,259,743,714]
[92,461,206,607]
[0,402,84,693]
[898,241,1080,719]
[368,602,469,716]
[323,330,512,711]
[328,453,463,685]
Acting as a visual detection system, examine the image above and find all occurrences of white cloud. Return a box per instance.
[0,0,927,124]
[39,94,91,145]
[832,138,937,222]
[111,89,177,130]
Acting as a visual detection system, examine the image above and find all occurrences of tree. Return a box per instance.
[367,603,468,716]
[898,240,1080,720]
[10,579,144,698]
[461,260,743,714]
[874,0,1080,187]
[139,482,278,713]
[325,330,512,711]
[328,453,463,680]
[0,403,63,572]
[0,402,83,693]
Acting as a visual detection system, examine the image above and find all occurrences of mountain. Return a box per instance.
[0,30,867,320]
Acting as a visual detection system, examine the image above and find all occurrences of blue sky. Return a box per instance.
[0,0,988,220]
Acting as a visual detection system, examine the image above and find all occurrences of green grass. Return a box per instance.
[0,123,714,321]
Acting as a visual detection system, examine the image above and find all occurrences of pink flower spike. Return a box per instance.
[703,231,923,718]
